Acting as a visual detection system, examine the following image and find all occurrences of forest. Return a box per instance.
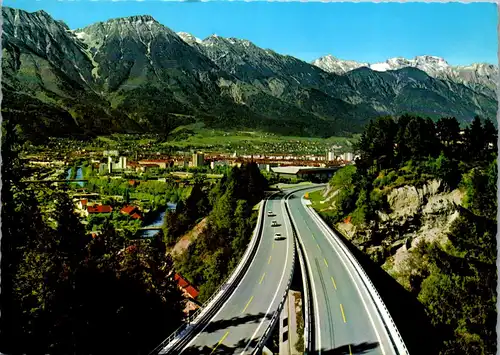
[164,164,268,302]
[322,114,497,355]
[0,118,268,355]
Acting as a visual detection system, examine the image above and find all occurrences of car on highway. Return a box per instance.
[267,210,274,217]
[271,220,278,227]
[274,232,285,241]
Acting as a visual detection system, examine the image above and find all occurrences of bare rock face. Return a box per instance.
[383,179,463,274]
[332,179,464,272]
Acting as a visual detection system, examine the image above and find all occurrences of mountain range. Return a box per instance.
[312,55,497,98]
[2,7,497,143]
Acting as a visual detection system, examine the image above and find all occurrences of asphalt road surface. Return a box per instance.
[180,193,295,355]
[287,189,396,355]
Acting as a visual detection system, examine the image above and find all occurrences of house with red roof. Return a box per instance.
[184,285,199,299]
[130,213,142,220]
[174,273,200,300]
[87,205,113,215]
[175,273,190,288]
[120,205,142,220]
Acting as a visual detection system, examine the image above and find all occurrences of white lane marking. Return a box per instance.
[288,194,322,353]
[240,196,293,354]
[180,195,278,353]
[303,201,388,355]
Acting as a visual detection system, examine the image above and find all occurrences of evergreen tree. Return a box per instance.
[395,114,413,165]
[482,118,497,160]
[357,116,397,170]
[436,117,460,156]
[465,116,485,161]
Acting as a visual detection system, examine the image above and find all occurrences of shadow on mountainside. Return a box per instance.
[329,225,441,354]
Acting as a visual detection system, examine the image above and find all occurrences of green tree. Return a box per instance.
[482,118,497,160]
[462,160,497,221]
[464,116,485,161]
[357,116,397,171]
[431,152,461,189]
[402,117,437,160]
[436,117,460,158]
[0,120,49,352]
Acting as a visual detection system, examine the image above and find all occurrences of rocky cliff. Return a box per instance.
[322,179,464,281]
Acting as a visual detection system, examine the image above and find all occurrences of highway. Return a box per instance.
[178,192,296,355]
[287,189,398,355]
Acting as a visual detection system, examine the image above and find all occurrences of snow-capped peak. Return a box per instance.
[312,54,369,74]
[367,55,451,73]
[415,55,449,65]
[312,53,498,91]
[176,31,202,44]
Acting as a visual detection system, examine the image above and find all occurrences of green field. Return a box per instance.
[307,189,327,210]
[162,124,359,154]
[74,123,359,156]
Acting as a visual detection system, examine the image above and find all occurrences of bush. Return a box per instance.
[394,176,406,186]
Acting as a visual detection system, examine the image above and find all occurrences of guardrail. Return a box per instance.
[150,196,268,355]
[252,185,322,353]
[286,201,312,354]
[305,202,410,355]
[252,197,297,353]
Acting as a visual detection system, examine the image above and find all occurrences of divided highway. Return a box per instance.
[155,184,409,355]
[287,188,407,355]
[170,191,296,355]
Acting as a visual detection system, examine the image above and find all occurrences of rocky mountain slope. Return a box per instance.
[2,7,497,141]
[325,179,464,274]
[1,8,141,138]
[179,32,497,123]
[313,55,498,99]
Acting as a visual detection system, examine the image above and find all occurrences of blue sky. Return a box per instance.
[5,1,498,65]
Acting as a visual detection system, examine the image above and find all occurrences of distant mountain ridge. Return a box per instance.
[1,7,496,142]
[312,54,497,98]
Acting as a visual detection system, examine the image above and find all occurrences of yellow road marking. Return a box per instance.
[317,243,320,250]
[331,276,337,290]
[242,296,254,314]
[323,258,328,267]
[210,331,230,354]
[340,304,347,323]
[349,344,353,355]
[272,242,275,249]
[259,272,266,284]
[268,255,272,264]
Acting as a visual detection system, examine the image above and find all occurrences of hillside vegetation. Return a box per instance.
[0,120,187,355]
[0,117,269,354]
[164,164,268,302]
[315,114,497,355]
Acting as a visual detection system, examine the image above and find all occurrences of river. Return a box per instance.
[139,202,177,238]
[66,167,85,187]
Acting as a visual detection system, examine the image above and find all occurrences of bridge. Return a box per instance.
[140,226,163,231]
[150,185,409,355]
